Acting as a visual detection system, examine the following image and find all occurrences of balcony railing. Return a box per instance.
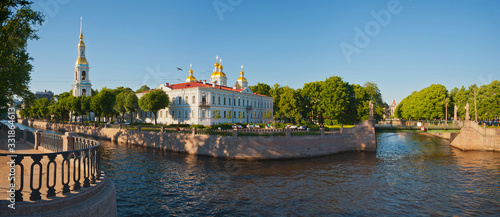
[199,102,210,107]
[0,132,101,202]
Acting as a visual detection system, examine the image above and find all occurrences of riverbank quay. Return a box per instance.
[450,121,500,151]
[19,119,377,160]
[0,123,117,217]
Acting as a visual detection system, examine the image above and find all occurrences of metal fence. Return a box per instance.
[39,132,64,152]
[26,131,35,144]
[0,136,101,202]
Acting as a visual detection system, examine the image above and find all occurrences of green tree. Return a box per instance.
[125,92,140,123]
[114,92,128,123]
[319,76,354,125]
[396,84,448,120]
[278,86,302,124]
[0,1,44,114]
[263,110,273,119]
[81,96,91,122]
[136,85,150,93]
[99,88,117,122]
[139,89,169,125]
[353,82,387,122]
[227,109,233,121]
[237,111,244,123]
[249,82,271,96]
[213,110,221,124]
[299,81,323,123]
[90,93,102,123]
[270,84,283,121]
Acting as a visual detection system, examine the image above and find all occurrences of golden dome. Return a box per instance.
[237,76,247,82]
[75,57,88,65]
[185,75,197,82]
[214,62,220,67]
[78,40,85,47]
[210,71,227,78]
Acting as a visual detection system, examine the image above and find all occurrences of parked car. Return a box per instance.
[298,126,306,130]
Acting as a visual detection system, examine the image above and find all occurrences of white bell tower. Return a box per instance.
[72,17,92,97]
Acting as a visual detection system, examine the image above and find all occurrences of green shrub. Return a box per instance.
[324,119,332,126]
[167,124,190,128]
[190,124,205,129]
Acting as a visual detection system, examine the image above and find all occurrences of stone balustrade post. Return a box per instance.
[137,125,141,131]
[161,126,165,133]
[62,132,77,151]
[286,127,291,138]
[192,127,197,136]
[233,128,238,138]
[23,129,29,141]
[34,130,42,150]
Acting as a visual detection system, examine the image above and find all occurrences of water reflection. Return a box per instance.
[100,133,500,216]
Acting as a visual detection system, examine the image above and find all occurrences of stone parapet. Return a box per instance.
[451,121,500,151]
[19,119,377,160]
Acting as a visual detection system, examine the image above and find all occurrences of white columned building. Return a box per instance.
[136,57,273,126]
[72,17,92,97]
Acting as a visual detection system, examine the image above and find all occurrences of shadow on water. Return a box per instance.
[100,133,500,216]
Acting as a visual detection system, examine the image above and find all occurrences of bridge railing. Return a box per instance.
[381,120,464,127]
[0,127,102,202]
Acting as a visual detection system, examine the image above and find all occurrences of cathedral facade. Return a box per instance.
[136,57,273,125]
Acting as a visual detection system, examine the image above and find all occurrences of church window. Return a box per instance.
[213,96,215,104]
[224,97,226,105]
[82,71,86,80]
[82,89,87,96]
[224,111,226,118]
[218,96,220,105]
[192,96,195,104]
[178,97,181,105]
[185,96,188,104]
[185,110,188,118]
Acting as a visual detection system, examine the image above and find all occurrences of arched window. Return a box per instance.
[82,89,87,96]
[82,71,86,80]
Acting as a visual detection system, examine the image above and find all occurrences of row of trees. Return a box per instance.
[20,85,170,125]
[394,80,500,120]
[250,76,388,125]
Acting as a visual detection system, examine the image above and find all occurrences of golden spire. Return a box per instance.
[79,17,83,39]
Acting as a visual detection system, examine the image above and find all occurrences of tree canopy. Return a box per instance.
[136,85,150,93]
[395,84,448,120]
[249,83,271,96]
[0,1,44,114]
[139,89,169,125]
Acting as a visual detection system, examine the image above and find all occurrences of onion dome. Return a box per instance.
[185,64,197,82]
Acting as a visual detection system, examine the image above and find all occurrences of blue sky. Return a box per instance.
[28,0,500,105]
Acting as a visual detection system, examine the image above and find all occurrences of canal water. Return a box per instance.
[100,133,500,216]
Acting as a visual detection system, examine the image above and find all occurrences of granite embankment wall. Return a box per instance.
[450,121,500,151]
[20,120,377,160]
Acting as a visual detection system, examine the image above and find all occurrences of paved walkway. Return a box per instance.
[0,131,89,201]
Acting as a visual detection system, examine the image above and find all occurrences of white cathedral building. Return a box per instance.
[136,57,274,125]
